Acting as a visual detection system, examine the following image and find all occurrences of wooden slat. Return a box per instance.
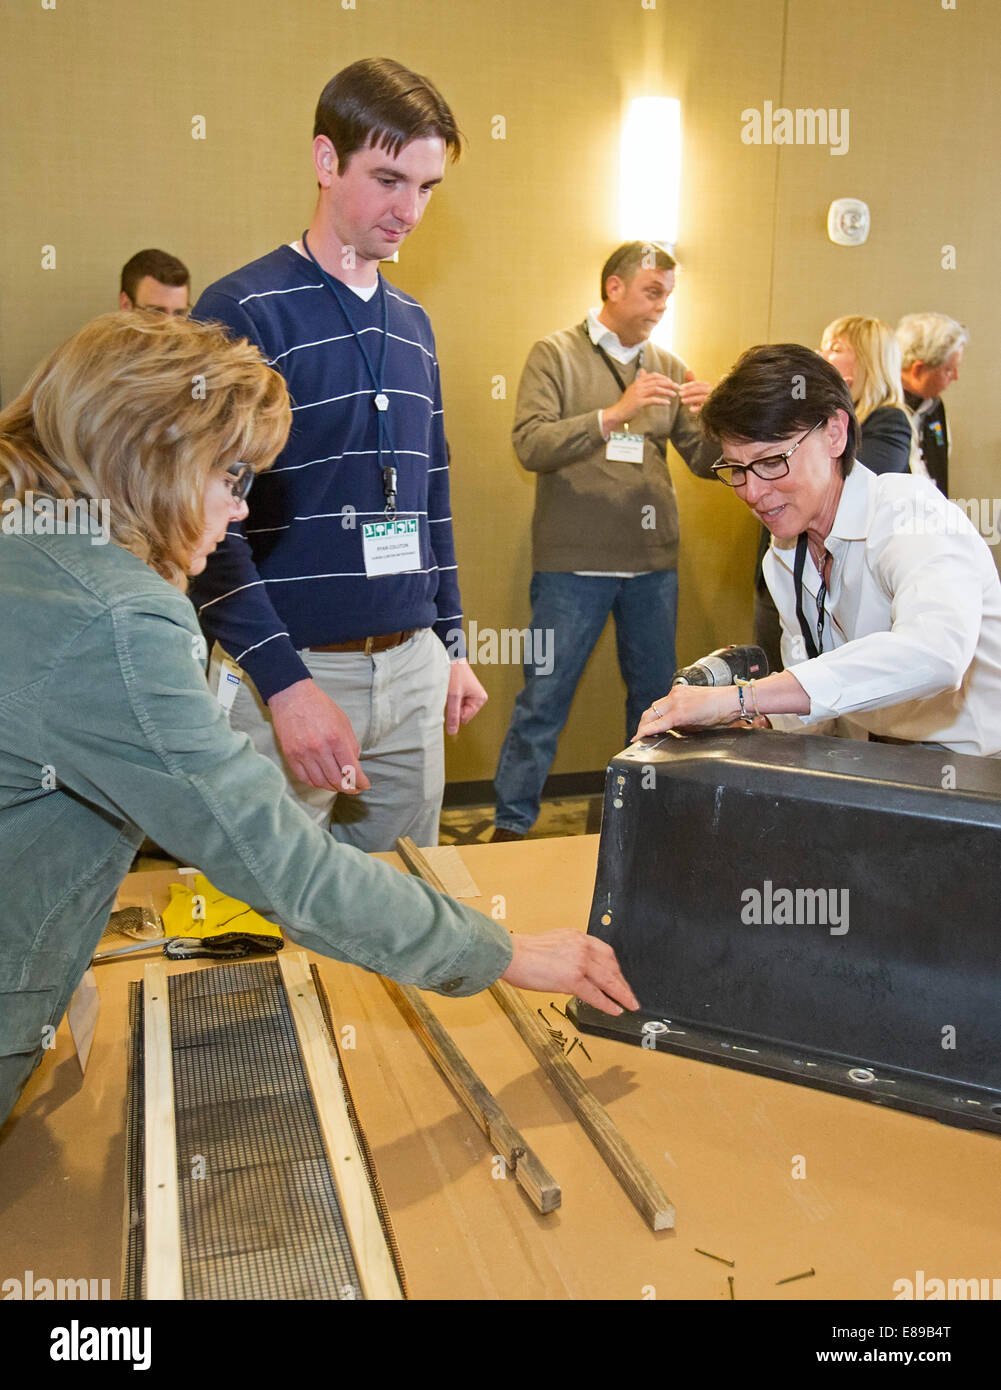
[395,836,676,1232]
[142,962,184,1299]
[379,975,561,1214]
[278,952,404,1301]
[488,979,675,1230]
[396,836,449,892]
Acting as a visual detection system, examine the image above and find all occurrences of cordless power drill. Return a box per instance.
[671,644,769,688]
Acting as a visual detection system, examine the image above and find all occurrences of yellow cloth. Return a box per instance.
[162,875,283,957]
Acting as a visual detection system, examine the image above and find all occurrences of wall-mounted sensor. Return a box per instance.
[827,198,870,246]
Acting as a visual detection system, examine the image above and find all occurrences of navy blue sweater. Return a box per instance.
[190,245,461,701]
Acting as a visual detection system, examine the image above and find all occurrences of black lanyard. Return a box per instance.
[301,231,400,513]
[793,533,829,659]
[581,322,642,396]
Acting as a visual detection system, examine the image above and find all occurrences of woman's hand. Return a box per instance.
[500,930,639,1016]
[634,684,743,739]
[634,670,809,740]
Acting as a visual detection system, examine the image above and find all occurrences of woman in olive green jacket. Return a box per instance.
[0,314,635,1126]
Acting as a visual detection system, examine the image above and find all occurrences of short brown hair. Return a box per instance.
[0,314,290,588]
[700,344,860,476]
[120,249,190,302]
[600,241,676,301]
[314,57,463,172]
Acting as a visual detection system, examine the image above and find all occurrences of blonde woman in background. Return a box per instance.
[820,315,921,475]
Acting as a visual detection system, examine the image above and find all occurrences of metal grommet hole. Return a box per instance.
[848,1067,876,1084]
[642,1021,669,1035]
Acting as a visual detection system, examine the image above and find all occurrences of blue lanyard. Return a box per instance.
[301,230,399,513]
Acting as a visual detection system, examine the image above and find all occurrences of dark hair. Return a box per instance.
[314,57,463,172]
[120,249,190,302]
[700,343,860,474]
[600,241,676,301]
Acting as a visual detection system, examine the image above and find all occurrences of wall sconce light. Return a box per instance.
[620,97,681,348]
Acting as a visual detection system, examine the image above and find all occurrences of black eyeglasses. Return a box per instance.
[225,462,254,501]
[711,419,825,488]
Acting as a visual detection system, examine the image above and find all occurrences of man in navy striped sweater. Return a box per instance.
[190,58,486,851]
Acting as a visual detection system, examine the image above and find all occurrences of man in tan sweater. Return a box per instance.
[492,241,717,840]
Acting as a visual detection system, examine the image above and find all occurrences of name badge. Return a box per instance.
[606,430,645,463]
[362,516,422,577]
[216,657,243,711]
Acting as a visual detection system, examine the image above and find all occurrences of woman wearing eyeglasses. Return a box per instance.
[0,313,635,1127]
[636,343,1001,754]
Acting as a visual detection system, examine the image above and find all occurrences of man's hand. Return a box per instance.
[678,368,711,414]
[268,678,371,793]
[500,930,639,1016]
[446,658,487,735]
[603,367,679,433]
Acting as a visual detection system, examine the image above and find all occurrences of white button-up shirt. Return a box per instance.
[585,307,644,365]
[765,463,1001,756]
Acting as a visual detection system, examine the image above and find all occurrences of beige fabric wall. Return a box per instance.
[1,0,995,783]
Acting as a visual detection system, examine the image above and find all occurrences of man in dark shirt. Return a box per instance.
[190,59,486,851]
[897,312,968,495]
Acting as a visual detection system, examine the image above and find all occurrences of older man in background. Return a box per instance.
[897,312,968,495]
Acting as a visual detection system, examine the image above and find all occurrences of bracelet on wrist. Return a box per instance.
[748,678,761,717]
[734,677,757,725]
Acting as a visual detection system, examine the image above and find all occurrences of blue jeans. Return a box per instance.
[493,570,679,833]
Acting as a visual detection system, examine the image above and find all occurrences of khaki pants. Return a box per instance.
[209,628,451,852]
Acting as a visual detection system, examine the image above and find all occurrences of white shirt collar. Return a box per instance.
[827,461,875,543]
[585,308,642,365]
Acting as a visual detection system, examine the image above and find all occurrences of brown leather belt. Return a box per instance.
[306,628,418,655]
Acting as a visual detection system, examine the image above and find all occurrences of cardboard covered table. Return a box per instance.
[2,837,999,1301]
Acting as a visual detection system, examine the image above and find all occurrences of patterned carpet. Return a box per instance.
[133,794,601,872]
[438,794,601,845]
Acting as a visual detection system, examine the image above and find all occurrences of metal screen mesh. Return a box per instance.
[122,982,146,1301]
[124,960,370,1300]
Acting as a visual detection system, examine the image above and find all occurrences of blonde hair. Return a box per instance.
[0,312,291,587]
[821,315,909,422]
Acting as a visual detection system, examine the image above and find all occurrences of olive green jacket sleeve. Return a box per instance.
[41,588,513,996]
